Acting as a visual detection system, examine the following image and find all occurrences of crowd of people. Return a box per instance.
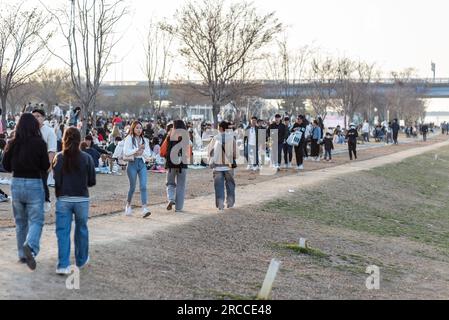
[0,103,437,276]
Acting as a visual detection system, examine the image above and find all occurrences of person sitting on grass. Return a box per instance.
[80,141,101,168]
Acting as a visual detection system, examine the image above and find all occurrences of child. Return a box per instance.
[323,132,334,161]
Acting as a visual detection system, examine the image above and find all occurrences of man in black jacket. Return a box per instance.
[346,123,359,160]
[283,117,293,168]
[268,114,287,170]
[421,123,429,142]
[392,119,400,145]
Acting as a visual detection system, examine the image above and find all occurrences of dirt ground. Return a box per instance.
[0,133,446,228]
[0,135,448,300]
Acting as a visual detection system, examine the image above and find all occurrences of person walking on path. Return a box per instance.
[32,109,57,213]
[123,121,152,218]
[209,121,237,211]
[292,115,306,170]
[52,127,96,275]
[346,123,359,160]
[2,113,50,271]
[268,114,287,170]
[283,117,294,168]
[362,120,370,142]
[310,120,322,161]
[421,123,429,142]
[244,116,260,171]
[392,119,400,145]
[162,120,189,213]
[323,132,334,161]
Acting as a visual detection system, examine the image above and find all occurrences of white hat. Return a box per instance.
[350,123,356,127]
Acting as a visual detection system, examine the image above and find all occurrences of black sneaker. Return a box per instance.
[23,244,36,271]
[142,209,152,219]
[18,258,27,264]
[166,201,175,211]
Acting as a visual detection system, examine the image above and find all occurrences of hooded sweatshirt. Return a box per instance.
[209,132,237,172]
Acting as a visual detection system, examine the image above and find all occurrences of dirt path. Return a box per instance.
[1,138,449,299]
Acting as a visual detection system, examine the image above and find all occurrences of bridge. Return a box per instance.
[100,78,449,99]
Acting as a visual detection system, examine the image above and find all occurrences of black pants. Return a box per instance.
[276,142,284,166]
[311,139,320,157]
[348,141,357,160]
[324,149,332,160]
[295,144,304,166]
[283,144,293,164]
[393,132,398,144]
[41,171,50,202]
[303,141,309,157]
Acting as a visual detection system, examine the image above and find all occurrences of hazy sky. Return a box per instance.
[9,0,449,81]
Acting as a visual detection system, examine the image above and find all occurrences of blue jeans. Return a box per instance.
[11,178,45,259]
[166,168,187,211]
[126,158,148,205]
[55,200,90,268]
[213,170,235,209]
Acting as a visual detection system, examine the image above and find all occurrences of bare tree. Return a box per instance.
[163,0,282,125]
[387,68,425,125]
[308,56,338,120]
[264,35,314,114]
[34,68,72,113]
[0,4,52,128]
[143,19,174,117]
[6,81,36,115]
[43,0,127,137]
[335,58,375,127]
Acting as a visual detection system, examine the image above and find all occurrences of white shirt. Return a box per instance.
[40,124,57,153]
[362,122,370,133]
[123,135,152,160]
[248,127,256,146]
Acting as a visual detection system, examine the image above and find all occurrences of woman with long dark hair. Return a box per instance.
[2,113,50,270]
[123,121,152,217]
[52,127,96,275]
[164,120,189,212]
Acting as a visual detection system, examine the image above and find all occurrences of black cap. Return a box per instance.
[32,109,45,117]
[275,114,281,118]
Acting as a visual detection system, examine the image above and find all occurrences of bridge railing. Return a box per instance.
[101,78,449,87]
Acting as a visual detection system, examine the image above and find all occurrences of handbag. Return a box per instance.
[287,131,302,146]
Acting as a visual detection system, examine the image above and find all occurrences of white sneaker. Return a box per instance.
[246,165,252,170]
[44,202,51,213]
[56,266,72,275]
[297,165,304,170]
[125,204,132,216]
[315,157,320,162]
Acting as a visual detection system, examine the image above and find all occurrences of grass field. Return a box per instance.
[264,147,449,253]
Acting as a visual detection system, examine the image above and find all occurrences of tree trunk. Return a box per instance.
[1,95,7,133]
[80,104,88,140]
[212,103,220,127]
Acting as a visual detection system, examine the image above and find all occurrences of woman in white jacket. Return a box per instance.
[123,121,152,218]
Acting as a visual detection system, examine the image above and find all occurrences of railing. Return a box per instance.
[101,78,449,87]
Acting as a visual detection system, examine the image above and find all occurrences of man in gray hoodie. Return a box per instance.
[208,121,237,211]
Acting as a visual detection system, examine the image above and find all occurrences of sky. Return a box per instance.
[6,0,449,81]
